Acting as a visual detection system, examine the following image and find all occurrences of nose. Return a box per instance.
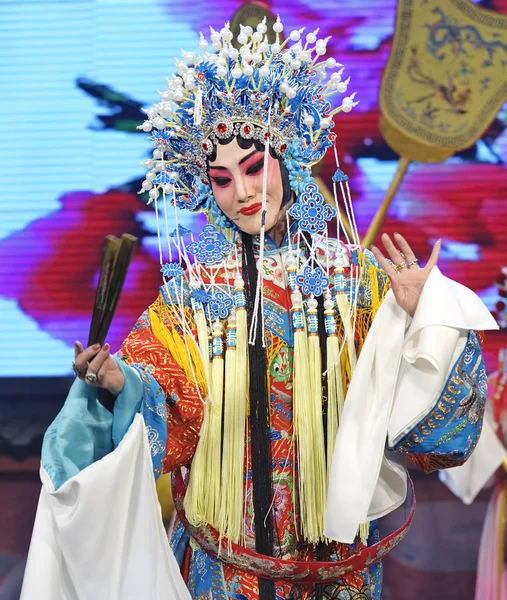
[234,172,255,203]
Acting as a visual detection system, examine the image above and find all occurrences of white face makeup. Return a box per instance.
[208,138,285,236]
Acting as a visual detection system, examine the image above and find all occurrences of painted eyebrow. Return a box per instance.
[209,149,259,171]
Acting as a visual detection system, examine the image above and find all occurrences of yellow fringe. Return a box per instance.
[193,308,211,386]
[359,522,370,546]
[218,335,237,546]
[335,293,357,373]
[205,350,224,527]
[218,308,248,548]
[293,328,310,536]
[293,323,327,544]
[308,334,327,541]
[167,251,388,547]
[184,402,210,526]
[326,335,345,481]
[183,307,212,529]
[149,305,208,398]
[335,255,388,545]
[185,329,224,530]
[235,306,248,542]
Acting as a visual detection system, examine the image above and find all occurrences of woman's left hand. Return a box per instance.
[370,233,441,318]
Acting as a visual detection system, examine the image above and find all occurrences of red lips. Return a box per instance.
[239,202,262,216]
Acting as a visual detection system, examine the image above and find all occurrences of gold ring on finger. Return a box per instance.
[394,262,407,273]
[408,258,420,268]
[72,362,82,378]
[398,250,406,259]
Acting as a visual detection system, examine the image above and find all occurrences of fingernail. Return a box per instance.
[93,344,100,350]
[370,245,376,250]
[74,341,80,347]
[103,343,110,351]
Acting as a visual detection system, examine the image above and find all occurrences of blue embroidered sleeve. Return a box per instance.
[41,356,168,489]
[128,363,168,480]
[389,331,487,473]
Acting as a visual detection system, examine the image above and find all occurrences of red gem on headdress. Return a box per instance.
[217,123,227,133]
[202,142,209,151]
[264,132,270,140]
[196,161,202,168]
[243,125,252,134]
[198,73,205,82]
[329,133,337,142]
[279,143,287,153]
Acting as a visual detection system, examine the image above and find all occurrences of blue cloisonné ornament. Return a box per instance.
[332,168,349,182]
[296,265,329,297]
[191,288,210,304]
[153,170,176,185]
[289,182,337,234]
[206,289,234,320]
[170,225,192,237]
[187,224,233,265]
[160,262,184,279]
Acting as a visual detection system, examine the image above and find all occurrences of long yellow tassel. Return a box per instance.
[218,313,237,546]
[234,302,248,538]
[335,293,357,373]
[201,320,225,527]
[323,292,345,482]
[184,302,213,528]
[292,293,326,544]
[193,304,211,385]
[333,265,370,544]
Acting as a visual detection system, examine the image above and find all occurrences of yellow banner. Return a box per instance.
[380,0,507,162]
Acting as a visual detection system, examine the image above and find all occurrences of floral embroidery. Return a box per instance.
[146,425,166,458]
[393,331,485,470]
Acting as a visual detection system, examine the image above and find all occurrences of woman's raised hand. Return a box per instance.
[73,341,125,396]
[371,232,441,318]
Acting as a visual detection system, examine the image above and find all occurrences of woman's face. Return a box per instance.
[208,137,285,235]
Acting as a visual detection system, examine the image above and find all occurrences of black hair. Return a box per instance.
[242,232,328,600]
[242,232,276,599]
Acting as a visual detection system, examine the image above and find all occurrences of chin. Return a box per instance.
[236,209,280,236]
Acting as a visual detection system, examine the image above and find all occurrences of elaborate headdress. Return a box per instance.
[139,16,357,224]
[138,17,376,550]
